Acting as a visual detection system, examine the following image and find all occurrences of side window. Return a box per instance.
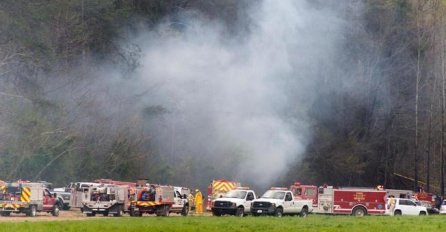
[246,192,254,201]
[175,191,181,198]
[285,193,292,201]
[305,189,315,197]
[399,200,407,205]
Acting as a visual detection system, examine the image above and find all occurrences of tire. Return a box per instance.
[52,205,60,217]
[252,213,260,217]
[181,205,189,216]
[86,212,96,217]
[212,210,222,216]
[114,206,123,217]
[299,207,308,217]
[236,207,245,217]
[394,210,402,216]
[103,212,109,217]
[419,211,427,216]
[275,207,283,217]
[352,207,366,217]
[27,205,37,217]
[156,205,169,217]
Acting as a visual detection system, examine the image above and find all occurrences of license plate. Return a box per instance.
[257,210,262,213]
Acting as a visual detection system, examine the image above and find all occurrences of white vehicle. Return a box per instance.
[82,184,129,217]
[170,187,190,216]
[439,200,446,214]
[387,198,428,216]
[250,188,312,217]
[211,187,256,217]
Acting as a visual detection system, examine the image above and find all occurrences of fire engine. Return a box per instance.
[206,179,240,211]
[129,181,175,217]
[290,182,386,216]
[81,184,129,217]
[0,182,60,217]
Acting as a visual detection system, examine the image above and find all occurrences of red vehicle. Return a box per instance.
[290,182,387,216]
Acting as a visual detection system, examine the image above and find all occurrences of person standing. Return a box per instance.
[195,189,203,214]
[388,195,396,216]
[188,193,195,213]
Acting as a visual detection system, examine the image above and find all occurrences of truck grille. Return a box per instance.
[253,202,271,208]
[214,201,232,207]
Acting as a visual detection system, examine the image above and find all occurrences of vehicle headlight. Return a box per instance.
[232,202,237,207]
[271,203,276,207]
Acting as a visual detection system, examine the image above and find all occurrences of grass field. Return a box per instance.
[0,215,445,232]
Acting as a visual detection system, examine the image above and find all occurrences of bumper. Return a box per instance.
[211,207,237,215]
[251,207,276,215]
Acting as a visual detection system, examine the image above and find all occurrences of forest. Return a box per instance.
[1,0,446,195]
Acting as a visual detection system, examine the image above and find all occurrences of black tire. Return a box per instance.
[252,213,260,217]
[52,204,60,217]
[236,207,245,217]
[103,212,109,217]
[212,211,222,216]
[114,206,123,217]
[275,207,283,217]
[86,212,96,217]
[181,205,189,216]
[27,205,37,217]
[419,211,427,216]
[299,207,308,217]
[394,210,402,216]
[156,205,169,217]
[352,207,366,217]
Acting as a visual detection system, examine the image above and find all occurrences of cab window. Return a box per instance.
[285,193,292,201]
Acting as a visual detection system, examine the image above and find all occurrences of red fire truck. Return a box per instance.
[206,179,240,211]
[290,182,387,216]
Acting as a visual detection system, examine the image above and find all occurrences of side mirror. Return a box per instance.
[53,193,57,198]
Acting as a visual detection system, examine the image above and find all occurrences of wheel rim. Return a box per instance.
[31,206,36,217]
[354,209,365,217]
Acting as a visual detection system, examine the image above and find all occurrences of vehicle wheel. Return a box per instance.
[236,207,245,217]
[275,207,283,217]
[114,206,123,217]
[419,211,427,216]
[212,211,222,216]
[27,205,37,217]
[103,212,109,217]
[156,205,169,217]
[52,205,60,217]
[352,207,366,217]
[181,205,189,216]
[252,213,259,217]
[299,207,308,217]
[86,212,96,217]
[57,201,64,211]
[394,210,402,216]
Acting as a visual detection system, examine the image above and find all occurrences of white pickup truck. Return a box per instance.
[250,188,312,217]
[211,188,256,217]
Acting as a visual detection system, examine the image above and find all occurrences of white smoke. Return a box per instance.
[132,0,343,187]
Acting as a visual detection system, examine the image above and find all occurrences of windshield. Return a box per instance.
[261,190,285,200]
[224,190,247,199]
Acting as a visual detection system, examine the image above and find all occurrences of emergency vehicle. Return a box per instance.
[211,187,256,217]
[290,182,387,216]
[206,179,240,211]
[81,184,129,217]
[171,186,190,216]
[0,182,60,217]
[250,187,312,217]
[129,182,175,217]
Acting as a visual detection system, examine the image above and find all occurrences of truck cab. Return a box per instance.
[170,187,190,216]
[251,188,312,217]
[211,187,256,217]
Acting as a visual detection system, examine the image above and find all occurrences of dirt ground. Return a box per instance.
[0,209,210,222]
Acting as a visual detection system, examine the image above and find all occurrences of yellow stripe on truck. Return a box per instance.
[20,187,31,202]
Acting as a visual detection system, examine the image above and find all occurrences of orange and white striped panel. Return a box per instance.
[20,187,31,202]
[212,180,237,193]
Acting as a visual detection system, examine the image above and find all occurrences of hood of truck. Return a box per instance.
[214,198,245,204]
[252,198,283,204]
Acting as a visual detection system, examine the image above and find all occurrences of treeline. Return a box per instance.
[1,0,446,194]
[288,0,446,195]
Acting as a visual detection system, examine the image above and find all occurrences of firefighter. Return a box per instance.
[388,195,396,216]
[188,193,195,213]
[195,189,203,214]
